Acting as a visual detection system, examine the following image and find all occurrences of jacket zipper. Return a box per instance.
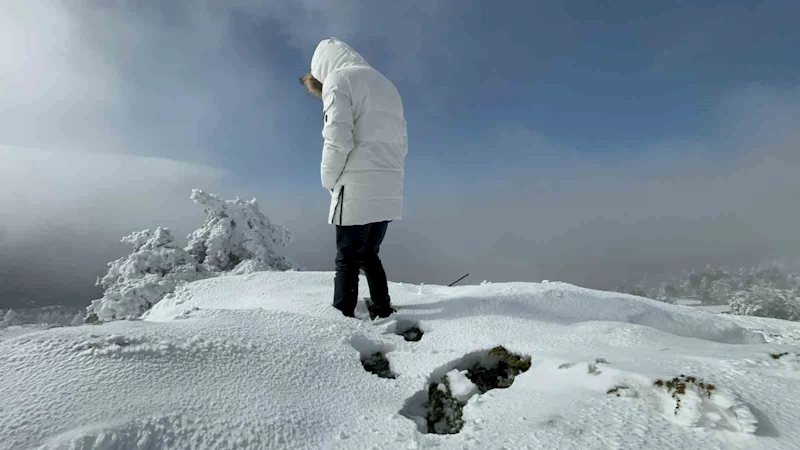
[338,186,344,225]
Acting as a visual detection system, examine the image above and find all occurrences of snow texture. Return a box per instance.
[3,271,800,449]
[0,324,51,342]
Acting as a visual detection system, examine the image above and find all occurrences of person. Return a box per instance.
[301,38,407,319]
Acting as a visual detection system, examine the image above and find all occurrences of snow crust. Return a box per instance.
[2,271,800,449]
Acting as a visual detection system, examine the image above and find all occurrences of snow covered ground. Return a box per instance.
[676,298,733,314]
[2,272,799,449]
[0,324,52,342]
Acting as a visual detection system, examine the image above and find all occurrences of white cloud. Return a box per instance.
[0,2,282,160]
[0,146,228,307]
[389,84,800,287]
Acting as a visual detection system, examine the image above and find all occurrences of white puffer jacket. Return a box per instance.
[310,38,407,226]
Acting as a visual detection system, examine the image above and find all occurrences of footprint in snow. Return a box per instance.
[349,334,397,379]
[399,346,531,435]
[386,319,425,342]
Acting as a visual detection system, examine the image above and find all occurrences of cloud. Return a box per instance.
[250,84,800,290]
[0,0,477,165]
[0,146,228,308]
[383,84,800,288]
[0,1,289,162]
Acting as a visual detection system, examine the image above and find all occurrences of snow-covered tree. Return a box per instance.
[69,312,84,326]
[84,190,297,323]
[1,309,20,327]
[613,261,800,320]
[185,189,297,274]
[0,307,85,328]
[729,284,800,321]
[709,278,734,305]
[85,228,207,323]
[654,284,677,304]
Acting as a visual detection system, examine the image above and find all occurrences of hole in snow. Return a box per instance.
[361,352,395,379]
[389,319,424,342]
[349,335,396,379]
[402,327,424,342]
[399,346,531,435]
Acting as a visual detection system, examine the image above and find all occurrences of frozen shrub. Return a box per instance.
[85,190,296,323]
[653,375,716,415]
[86,228,207,322]
[1,309,20,327]
[186,189,297,274]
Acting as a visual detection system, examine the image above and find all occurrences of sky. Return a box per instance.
[1,0,799,308]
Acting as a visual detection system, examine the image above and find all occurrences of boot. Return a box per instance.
[365,297,396,320]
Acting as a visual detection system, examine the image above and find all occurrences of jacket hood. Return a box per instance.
[310,38,370,84]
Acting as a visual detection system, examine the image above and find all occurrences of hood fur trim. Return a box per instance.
[300,73,322,97]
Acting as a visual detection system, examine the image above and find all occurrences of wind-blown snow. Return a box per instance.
[2,272,799,449]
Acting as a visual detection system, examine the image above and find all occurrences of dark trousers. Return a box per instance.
[334,221,391,316]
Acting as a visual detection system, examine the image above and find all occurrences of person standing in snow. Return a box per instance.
[301,38,407,319]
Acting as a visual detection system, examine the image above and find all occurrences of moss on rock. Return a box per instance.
[420,346,532,434]
[361,352,395,379]
[426,378,464,434]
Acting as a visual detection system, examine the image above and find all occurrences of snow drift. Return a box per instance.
[2,272,800,449]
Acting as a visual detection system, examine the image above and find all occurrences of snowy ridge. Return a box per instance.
[147,273,764,345]
[2,271,799,449]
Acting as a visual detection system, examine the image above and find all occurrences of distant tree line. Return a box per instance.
[615,263,800,321]
[0,306,84,328]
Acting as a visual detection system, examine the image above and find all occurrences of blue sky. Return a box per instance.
[1,1,800,306]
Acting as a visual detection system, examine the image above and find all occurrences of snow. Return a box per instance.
[725,314,800,345]
[185,189,296,274]
[676,299,704,306]
[2,271,800,449]
[87,227,205,322]
[445,370,480,403]
[0,324,51,341]
[676,298,732,314]
[695,304,733,314]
